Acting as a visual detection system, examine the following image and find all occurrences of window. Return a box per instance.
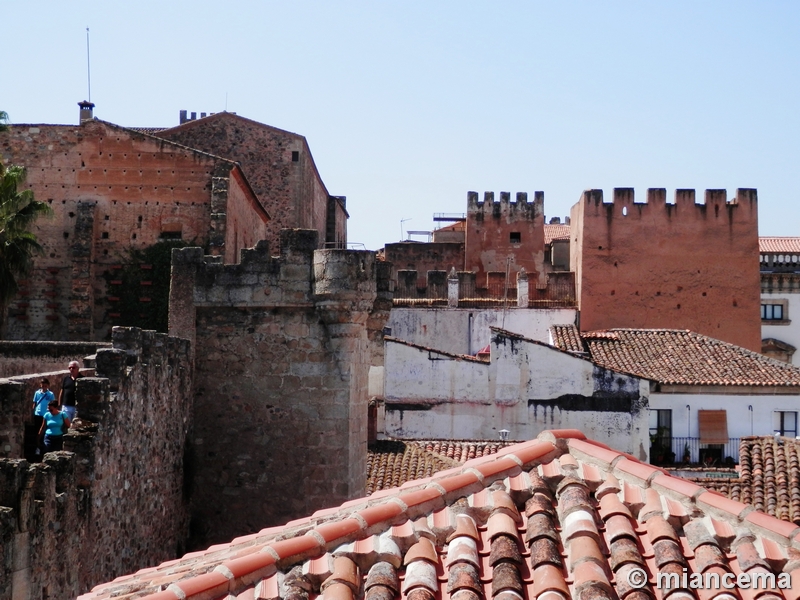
[291,151,300,162]
[762,301,788,321]
[774,411,798,437]
[509,232,521,244]
[159,231,182,240]
[649,409,672,439]
[649,409,673,464]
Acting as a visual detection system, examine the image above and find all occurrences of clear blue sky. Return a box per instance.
[3,2,799,250]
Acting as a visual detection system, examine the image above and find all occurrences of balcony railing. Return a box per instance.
[650,436,741,466]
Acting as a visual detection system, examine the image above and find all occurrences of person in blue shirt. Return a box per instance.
[32,378,55,457]
[38,400,71,453]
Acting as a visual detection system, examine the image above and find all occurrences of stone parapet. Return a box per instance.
[0,327,193,598]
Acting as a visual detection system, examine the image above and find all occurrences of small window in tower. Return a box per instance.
[101,232,109,239]
[510,232,521,244]
[292,151,300,162]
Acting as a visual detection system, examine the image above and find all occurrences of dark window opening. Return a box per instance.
[291,151,299,162]
[762,303,784,320]
[159,231,183,240]
[101,232,109,239]
[775,411,798,437]
[649,409,673,464]
[509,232,521,244]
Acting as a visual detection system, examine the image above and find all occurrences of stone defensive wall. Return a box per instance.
[571,187,761,352]
[0,327,193,598]
[168,228,391,548]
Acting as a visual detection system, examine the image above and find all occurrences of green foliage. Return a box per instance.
[104,240,190,333]
[0,160,53,307]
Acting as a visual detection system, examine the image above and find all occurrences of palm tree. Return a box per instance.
[0,114,53,328]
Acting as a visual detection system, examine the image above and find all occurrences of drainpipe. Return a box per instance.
[686,404,691,438]
[468,312,473,355]
[748,405,753,435]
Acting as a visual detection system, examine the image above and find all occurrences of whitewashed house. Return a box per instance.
[378,327,650,457]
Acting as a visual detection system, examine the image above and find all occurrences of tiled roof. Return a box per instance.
[367,441,513,494]
[544,224,570,245]
[737,436,800,524]
[760,237,800,253]
[550,325,585,354]
[367,441,459,494]
[128,127,168,135]
[83,430,800,600]
[418,440,510,463]
[551,325,800,387]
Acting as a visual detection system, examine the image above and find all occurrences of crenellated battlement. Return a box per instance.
[579,187,758,216]
[570,186,761,351]
[467,190,544,220]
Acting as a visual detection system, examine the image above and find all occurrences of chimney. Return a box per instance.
[78,100,95,124]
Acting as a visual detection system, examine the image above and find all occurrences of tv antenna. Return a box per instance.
[86,27,92,102]
[400,218,411,240]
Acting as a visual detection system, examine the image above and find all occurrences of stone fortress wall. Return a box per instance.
[169,228,390,548]
[0,328,193,598]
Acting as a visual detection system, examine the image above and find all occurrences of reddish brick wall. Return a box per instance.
[570,188,761,351]
[156,113,344,251]
[465,191,546,287]
[1,120,265,340]
[224,168,271,263]
[383,241,464,286]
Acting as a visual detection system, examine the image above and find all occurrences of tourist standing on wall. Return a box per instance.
[32,378,54,453]
[59,361,82,421]
[38,400,71,452]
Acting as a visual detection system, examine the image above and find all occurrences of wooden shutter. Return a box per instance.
[698,410,728,444]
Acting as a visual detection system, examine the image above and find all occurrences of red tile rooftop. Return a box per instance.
[760,237,800,254]
[544,224,570,245]
[81,430,800,599]
[550,325,800,387]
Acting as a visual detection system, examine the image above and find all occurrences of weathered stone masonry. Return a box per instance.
[169,229,389,548]
[0,328,192,598]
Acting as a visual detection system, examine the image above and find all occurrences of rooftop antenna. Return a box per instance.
[86,27,91,102]
[400,218,411,241]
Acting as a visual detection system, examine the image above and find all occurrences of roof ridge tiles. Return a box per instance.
[91,430,800,600]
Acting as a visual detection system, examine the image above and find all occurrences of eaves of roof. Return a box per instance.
[82,429,800,600]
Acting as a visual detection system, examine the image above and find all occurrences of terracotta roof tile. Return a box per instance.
[549,324,585,354]
[551,327,800,387]
[544,224,570,245]
[760,237,800,253]
[82,431,799,600]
